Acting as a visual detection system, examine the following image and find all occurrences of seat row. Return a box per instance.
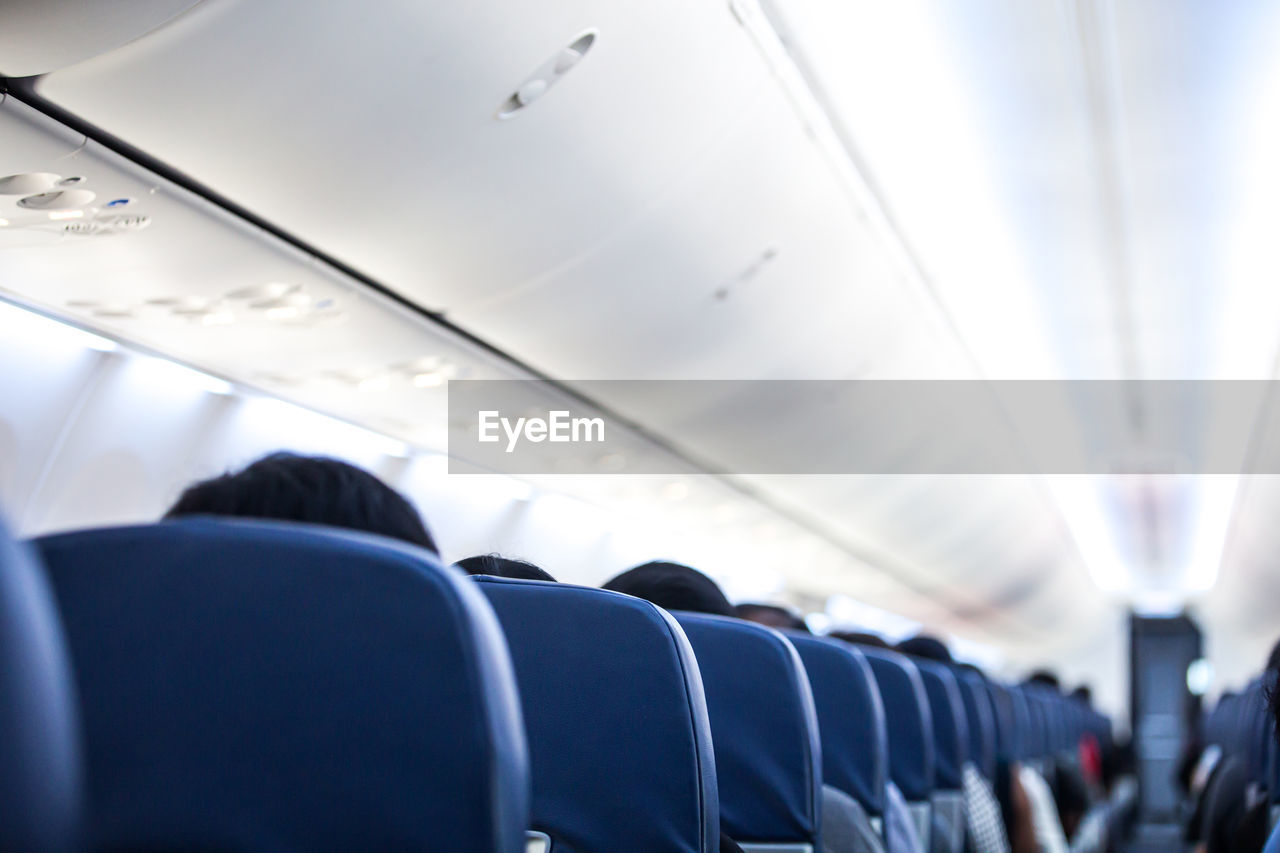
[1,516,1112,852]
[1197,667,1279,850]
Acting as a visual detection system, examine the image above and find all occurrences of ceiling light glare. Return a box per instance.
[713,502,739,523]
[1132,590,1186,617]
[415,453,450,478]
[227,281,299,302]
[75,328,118,352]
[199,376,235,395]
[0,219,9,227]
[375,437,411,458]
[412,371,444,388]
[825,594,921,642]
[805,612,832,634]
[490,475,534,503]
[137,355,234,395]
[661,481,689,502]
[199,310,235,327]
[47,209,84,221]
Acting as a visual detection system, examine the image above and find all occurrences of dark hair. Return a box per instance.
[1026,669,1061,691]
[165,452,438,554]
[828,631,890,649]
[455,554,556,582]
[896,634,953,663]
[602,561,734,617]
[1266,638,1280,748]
[736,602,808,632]
[1070,685,1093,706]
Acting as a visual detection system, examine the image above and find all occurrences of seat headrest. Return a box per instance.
[955,670,997,779]
[475,577,719,853]
[984,681,1020,763]
[1269,711,1279,807]
[34,519,528,852]
[674,613,822,846]
[1042,693,1068,753]
[914,659,969,790]
[788,633,887,816]
[1207,693,1237,748]
[0,519,82,853]
[1006,686,1033,762]
[1242,677,1273,785]
[1017,687,1048,762]
[860,647,935,802]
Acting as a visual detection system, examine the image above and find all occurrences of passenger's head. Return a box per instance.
[1071,685,1093,706]
[896,634,953,663]
[602,561,734,616]
[455,554,556,582]
[736,602,808,632]
[1025,669,1061,691]
[165,452,438,554]
[828,630,890,649]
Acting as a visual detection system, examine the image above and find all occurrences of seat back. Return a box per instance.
[1208,694,1237,749]
[1007,685,1033,764]
[0,519,82,853]
[788,633,887,818]
[1018,687,1049,771]
[676,613,822,851]
[914,660,968,790]
[35,519,528,852]
[985,681,1020,764]
[914,660,968,853]
[956,669,998,779]
[861,646,935,843]
[476,577,719,853]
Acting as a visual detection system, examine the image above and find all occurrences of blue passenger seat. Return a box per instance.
[915,659,969,853]
[861,646,936,845]
[787,632,889,846]
[0,519,82,853]
[955,669,998,780]
[34,518,529,852]
[475,576,720,853]
[675,612,822,852]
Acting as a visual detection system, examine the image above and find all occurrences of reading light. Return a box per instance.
[47,209,84,221]
[498,31,597,118]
